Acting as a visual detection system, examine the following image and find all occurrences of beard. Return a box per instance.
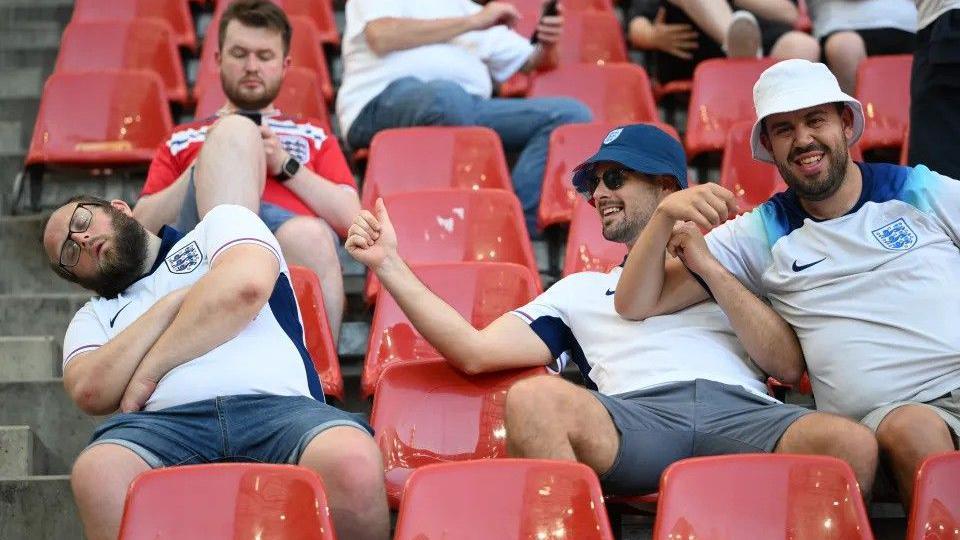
[75,208,149,299]
[601,200,657,245]
[221,73,282,111]
[775,139,849,202]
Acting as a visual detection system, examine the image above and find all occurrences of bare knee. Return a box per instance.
[505,376,568,425]
[824,32,865,66]
[875,405,951,453]
[71,445,146,498]
[205,115,262,150]
[771,32,820,61]
[277,218,340,271]
[300,428,385,506]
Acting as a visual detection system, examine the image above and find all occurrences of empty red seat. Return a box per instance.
[685,58,777,161]
[71,0,196,51]
[56,20,188,104]
[118,464,336,539]
[277,0,340,47]
[195,16,333,103]
[394,459,616,540]
[194,66,333,133]
[720,121,787,213]
[370,358,547,507]
[361,126,513,209]
[508,0,615,39]
[26,70,173,169]
[653,454,873,540]
[530,64,658,124]
[362,262,541,398]
[855,54,912,153]
[562,197,629,276]
[288,265,343,403]
[557,11,628,67]
[365,189,541,301]
[539,121,680,230]
[906,451,960,540]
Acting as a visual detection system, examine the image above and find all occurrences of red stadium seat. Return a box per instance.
[288,265,343,403]
[56,20,188,105]
[362,262,541,398]
[213,0,340,46]
[26,71,173,169]
[685,58,777,162]
[394,460,616,540]
[539,121,680,230]
[195,16,333,102]
[361,126,513,209]
[906,451,960,540]
[365,189,541,301]
[370,358,547,507]
[855,54,912,153]
[720,122,787,213]
[508,0,615,39]
[118,464,336,539]
[194,66,333,133]
[557,11,628,67]
[562,197,628,276]
[900,125,910,165]
[529,64,658,124]
[653,454,873,540]
[71,0,196,51]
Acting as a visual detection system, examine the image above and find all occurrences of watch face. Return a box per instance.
[284,157,300,178]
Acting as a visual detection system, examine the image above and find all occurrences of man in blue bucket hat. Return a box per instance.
[346,123,877,496]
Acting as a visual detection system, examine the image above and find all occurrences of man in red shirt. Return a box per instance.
[134,0,358,341]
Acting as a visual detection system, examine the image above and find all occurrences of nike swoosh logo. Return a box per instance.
[605,289,616,296]
[110,302,132,328]
[792,257,827,272]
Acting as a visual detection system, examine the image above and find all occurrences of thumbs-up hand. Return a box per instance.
[345,198,398,271]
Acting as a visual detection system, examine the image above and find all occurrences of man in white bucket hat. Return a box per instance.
[615,58,960,509]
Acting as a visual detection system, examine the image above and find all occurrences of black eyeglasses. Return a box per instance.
[579,167,631,197]
[58,203,104,272]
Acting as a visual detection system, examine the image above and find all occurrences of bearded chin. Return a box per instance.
[222,77,281,111]
[78,212,149,299]
[777,142,850,202]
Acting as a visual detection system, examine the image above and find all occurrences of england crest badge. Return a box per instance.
[872,218,917,251]
[165,241,203,274]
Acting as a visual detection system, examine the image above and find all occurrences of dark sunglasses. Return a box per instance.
[579,167,630,197]
[58,202,106,273]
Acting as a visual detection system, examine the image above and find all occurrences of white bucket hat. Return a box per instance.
[750,59,865,163]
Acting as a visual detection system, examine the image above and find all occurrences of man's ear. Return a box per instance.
[841,106,855,141]
[110,199,133,217]
[760,131,773,154]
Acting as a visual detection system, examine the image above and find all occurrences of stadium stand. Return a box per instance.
[393,459,616,540]
[720,121,787,213]
[529,63,659,124]
[362,261,541,398]
[70,0,197,51]
[906,452,960,540]
[289,265,344,403]
[369,358,546,507]
[118,463,336,539]
[854,54,912,155]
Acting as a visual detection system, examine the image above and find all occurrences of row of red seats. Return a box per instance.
[115,447,960,539]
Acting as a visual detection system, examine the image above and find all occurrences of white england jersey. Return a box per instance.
[62,205,324,411]
[706,162,960,419]
[510,266,772,399]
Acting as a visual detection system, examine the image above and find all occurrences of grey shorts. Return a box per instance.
[593,378,811,495]
[860,388,960,447]
[175,166,296,234]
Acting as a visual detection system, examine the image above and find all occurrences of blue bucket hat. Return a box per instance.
[571,124,688,197]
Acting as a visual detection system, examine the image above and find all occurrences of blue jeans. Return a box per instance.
[347,77,593,234]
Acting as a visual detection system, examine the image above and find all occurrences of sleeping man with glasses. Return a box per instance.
[39,131,390,540]
[345,123,878,497]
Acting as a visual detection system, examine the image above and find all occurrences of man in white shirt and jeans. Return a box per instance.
[337,0,593,234]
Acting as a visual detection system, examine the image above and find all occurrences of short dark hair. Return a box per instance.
[218,0,292,56]
[761,102,847,137]
[42,194,112,283]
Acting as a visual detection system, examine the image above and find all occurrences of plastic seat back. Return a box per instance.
[370,359,548,507]
[26,70,173,167]
[118,463,336,539]
[685,58,776,161]
[361,126,513,209]
[362,262,541,398]
[56,20,188,104]
[654,454,874,540]
[530,64,658,124]
[539,121,680,229]
[508,0,615,38]
[395,459,615,540]
[278,0,340,46]
[906,451,960,540]
[855,54,912,152]
[365,189,540,301]
[558,11,627,67]
[288,265,343,402]
[720,121,787,213]
[71,0,196,50]
[562,197,629,276]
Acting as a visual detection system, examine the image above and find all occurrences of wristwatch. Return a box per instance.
[276,156,301,182]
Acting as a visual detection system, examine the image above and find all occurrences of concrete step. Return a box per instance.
[0,294,90,339]
[0,476,83,540]
[0,1,74,26]
[0,120,21,153]
[0,67,44,99]
[0,380,100,475]
[0,336,60,381]
[0,20,62,50]
[0,426,34,477]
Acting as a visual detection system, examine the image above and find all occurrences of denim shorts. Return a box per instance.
[86,394,372,468]
[175,167,296,234]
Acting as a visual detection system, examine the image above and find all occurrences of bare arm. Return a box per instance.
[132,165,194,234]
[120,243,280,411]
[733,0,798,25]
[346,199,553,374]
[668,221,803,383]
[628,9,699,59]
[63,288,190,416]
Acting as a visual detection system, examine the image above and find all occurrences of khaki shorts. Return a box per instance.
[861,388,960,447]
